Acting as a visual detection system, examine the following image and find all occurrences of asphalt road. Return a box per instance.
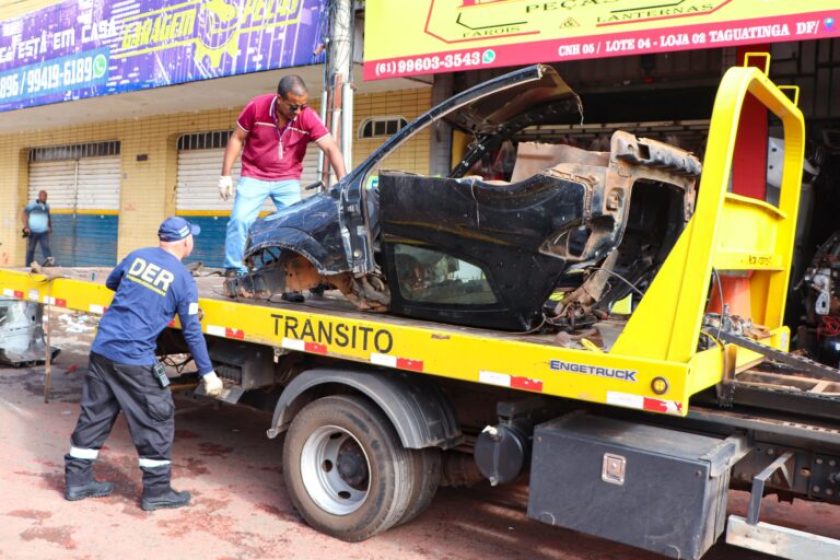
[1,313,837,560]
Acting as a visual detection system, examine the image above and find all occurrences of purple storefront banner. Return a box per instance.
[0,0,326,112]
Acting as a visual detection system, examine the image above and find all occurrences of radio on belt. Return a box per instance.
[152,361,170,389]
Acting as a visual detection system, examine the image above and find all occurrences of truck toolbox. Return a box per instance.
[528,413,736,559]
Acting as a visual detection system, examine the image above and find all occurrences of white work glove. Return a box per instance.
[202,371,224,397]
[218,176,234,201]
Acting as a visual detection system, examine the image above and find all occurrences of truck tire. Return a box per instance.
[282,394,413,541]
[396,447,441,526]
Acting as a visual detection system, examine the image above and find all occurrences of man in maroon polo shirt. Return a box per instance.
[219,75,346,300]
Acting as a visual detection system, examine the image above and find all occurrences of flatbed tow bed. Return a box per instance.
[2,265,700,414]
[3,59,840,559]
[5,266,840,419]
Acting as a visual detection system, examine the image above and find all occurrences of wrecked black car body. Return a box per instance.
[228,64,702,331]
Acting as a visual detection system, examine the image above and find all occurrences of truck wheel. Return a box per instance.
[282,395,412,541]
[396,447,441,526]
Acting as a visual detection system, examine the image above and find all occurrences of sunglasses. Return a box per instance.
[277,97,307,112]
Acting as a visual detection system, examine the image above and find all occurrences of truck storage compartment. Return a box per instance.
[528,413,736,560]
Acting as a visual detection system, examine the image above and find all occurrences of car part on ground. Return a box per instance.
[0,298,60,366]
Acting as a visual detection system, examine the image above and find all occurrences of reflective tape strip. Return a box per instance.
[510,375,543,392]
[206,325,245,339]
[69,446,99,460]
[606,391,644,409]
[1,288,12,297]
[479,370,510,387]
[280,338,325,354]
[138,457,171,468]
[28,289,39,301]
[371,353,424,372]
[281,338,305,351]
[371,353,397,367]
[643,397,682,415]
[304,341,327,354]
[225,328,245,340]
[606,391,682,415]
[89,304,105,314]
[41,296,66,306]
[479,370,542,392]
[397,357,424,372]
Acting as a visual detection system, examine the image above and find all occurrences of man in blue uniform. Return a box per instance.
[21,190,54,267]
[64,216,224,511]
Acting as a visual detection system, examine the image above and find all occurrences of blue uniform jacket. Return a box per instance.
[91,247,213,375]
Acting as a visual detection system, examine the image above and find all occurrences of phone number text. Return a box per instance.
[374,51,487,77]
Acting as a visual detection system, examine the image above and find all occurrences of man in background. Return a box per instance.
[22,190,55,267]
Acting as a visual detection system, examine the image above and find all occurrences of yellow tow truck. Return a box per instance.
[1,56,838,559]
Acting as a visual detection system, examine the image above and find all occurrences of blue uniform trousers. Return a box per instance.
[65,352,175,495]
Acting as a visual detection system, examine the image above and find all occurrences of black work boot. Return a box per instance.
[281,291,305,303]
[140,464,190,511]
[309,283,329,297]
[65,480,114,501]
[64,454,113,501]
[223,274,258,298]
[141,488,191,511]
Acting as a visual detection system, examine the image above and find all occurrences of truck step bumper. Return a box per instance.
[726,514,840,560]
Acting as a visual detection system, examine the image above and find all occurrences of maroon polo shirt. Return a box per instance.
[236,93,329,180]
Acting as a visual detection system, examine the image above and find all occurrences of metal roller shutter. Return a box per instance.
[75,156,120,266]
[27,153,120,267]
[176,148,242,213]
[76,157,121,210]
[176,147,240,268]
[28,161,76,205]
[176,142,321,268]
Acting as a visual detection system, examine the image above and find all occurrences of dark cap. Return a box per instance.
[158,216,201,242]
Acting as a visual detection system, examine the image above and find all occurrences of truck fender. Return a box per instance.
[266,368,462,450]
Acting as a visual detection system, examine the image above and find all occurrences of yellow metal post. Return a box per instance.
[611,63,804,396]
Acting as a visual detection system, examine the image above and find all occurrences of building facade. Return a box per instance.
[0,0,431,267]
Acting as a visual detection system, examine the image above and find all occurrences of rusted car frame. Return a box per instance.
[226,65,701,331]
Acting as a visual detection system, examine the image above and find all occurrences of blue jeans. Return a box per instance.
[223,177,301,272]
[26,231,51,266]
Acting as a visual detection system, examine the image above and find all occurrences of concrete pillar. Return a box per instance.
[324,0,354,181]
